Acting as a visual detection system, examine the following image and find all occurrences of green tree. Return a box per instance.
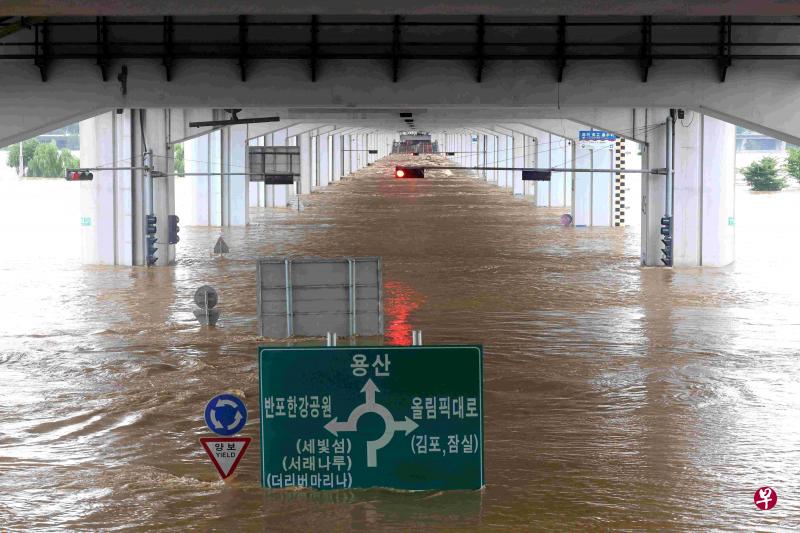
[741,157,787,191]
[174,143,185,176]
[784,147,800,184]
[27,142,63,177]
[59,148,80,172]
[6,139,40,174]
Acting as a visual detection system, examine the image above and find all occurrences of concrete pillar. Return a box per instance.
[299,132,312,195]
[185,134,210,225]
[248,135,264,207]
[497,135,507,188]
[535,135,550,205]
[332,134,342,181]
[700,116,736,266]
[341,134,349,176]
[573,144,592,227]
[79,110,135,265]
[486,134,497,183]
[318,132,330,188]
[643,124,668,263]
[223,124,248,225]
[477,134,485,178]
[641,113,735,267]
[550,137,569,207]
[141,109,176,265]
[469,133,478,170]
[350,134,357,171]
[524,135,536,198]
[571,138,614,227]
[272,128,289,207]
[208,130,223,226]
[511,131,524,196]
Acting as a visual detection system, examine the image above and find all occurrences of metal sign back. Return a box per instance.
[256,257,383,338]
[249,146,301,183]
[522,170,552,181]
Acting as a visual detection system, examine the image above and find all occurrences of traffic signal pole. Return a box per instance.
[661,113,675,266]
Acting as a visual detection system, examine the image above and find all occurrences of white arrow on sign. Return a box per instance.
[210,398,244,431]
[323,378,419,467]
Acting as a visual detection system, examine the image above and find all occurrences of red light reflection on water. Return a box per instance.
[383,280,425,345]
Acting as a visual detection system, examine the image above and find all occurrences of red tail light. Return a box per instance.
[394,166,425,179]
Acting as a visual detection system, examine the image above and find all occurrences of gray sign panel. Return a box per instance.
[249,146,301,183]
[257,257,383,339]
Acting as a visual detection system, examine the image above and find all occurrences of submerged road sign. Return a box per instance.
[200,437,252,480]
[205,393,248,436]
[258,345,483,490]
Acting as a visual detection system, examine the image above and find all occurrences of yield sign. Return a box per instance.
[200,437,251,480]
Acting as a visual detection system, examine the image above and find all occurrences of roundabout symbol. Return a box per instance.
[205,393,248,436]
[324,379,419,467]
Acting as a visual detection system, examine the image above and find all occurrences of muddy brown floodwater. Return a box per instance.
[1,155,799,531]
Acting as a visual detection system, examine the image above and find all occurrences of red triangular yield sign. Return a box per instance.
[200,437,251,480]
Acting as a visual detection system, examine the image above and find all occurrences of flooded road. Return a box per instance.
[1,156,799,531]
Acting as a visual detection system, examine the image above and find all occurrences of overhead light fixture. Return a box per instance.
[189,108,280,128]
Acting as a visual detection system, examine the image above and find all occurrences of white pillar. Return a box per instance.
[299,132,312,195]
[225,124,248,225]
[571,140,614,227]
[642,113,735,267]
[208,129,222,226]
[643,125,668,264]
[144,109,176,264]
[185,134,210,225]
[573,143,592,226]
[272,128,289,207]
[550,136,568,207]
[700,116,736,266]
[512,131,524,196]
[350,135,358,174]
[332,134,342,181]
[672,114,736,266]
[318,132,330,187]
[497,135,507,188]
[536,135,551,206]
[79,110,134,265]
[248,136,263,207]
[592,146,614,226]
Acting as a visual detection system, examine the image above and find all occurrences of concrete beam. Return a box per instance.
[4,1,794,16]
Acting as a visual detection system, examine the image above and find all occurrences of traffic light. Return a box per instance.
[660,215,672,266]
[395,166,425,179]
[167,214,180,244]
[65,170,93,181]
[146,214,158,266]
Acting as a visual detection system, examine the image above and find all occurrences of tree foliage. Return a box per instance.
[5,139,40,172]
[741,157,787,191]
[59,148,80,172]
[174,143,185,176]
[21,142,80,178]
[784,147,800,184]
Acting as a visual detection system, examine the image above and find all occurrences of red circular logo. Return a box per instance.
[754,486,777,510]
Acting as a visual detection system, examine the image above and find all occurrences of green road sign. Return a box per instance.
[258,345,483,490]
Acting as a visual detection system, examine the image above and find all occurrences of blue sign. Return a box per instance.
[205,393,248,436]
[579,130,617,141]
